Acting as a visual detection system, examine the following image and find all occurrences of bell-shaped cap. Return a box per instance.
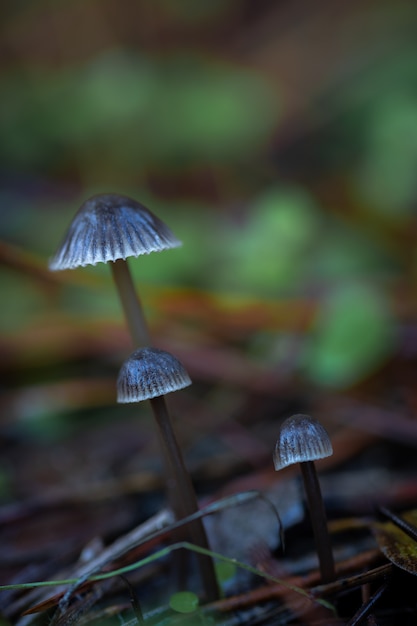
[49,193,181,270]
[273,414,333,471]
[117,347,191,403]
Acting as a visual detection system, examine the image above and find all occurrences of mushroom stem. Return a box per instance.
[112,263,219,600]
[150,395,220,602]
[299,460,335,583]
[111,258,151,346]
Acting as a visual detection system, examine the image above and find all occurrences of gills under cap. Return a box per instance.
[49,193,181,270]
[273,414,333,471]
[117,347,191,403]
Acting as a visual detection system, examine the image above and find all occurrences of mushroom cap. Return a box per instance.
[117,347,191,403]
[273,414,333,470]
[49,193,181,270]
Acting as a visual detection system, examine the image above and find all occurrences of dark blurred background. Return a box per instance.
[1,0,417,503]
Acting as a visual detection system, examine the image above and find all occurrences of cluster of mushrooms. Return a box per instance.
[49,194,335,604]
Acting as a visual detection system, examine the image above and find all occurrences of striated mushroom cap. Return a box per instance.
[273,414,333,470]
[49,193,181,270]
[117,347,191,403]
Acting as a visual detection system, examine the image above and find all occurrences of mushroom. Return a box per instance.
[273,414,335,583]
[49,193,181,346]
[49,195,219,600]
[118,347,219,600]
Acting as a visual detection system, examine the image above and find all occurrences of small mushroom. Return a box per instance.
[117,347,219,601]
[273,414,335,583]
[117,347,192,402]
[49,193,181,346]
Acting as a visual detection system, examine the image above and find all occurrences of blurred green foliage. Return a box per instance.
[217,187,321,294]
[303,283,395,388]
[354,91,417,215]
[0,269,47,331]
[1,0,417,393]
[0,51,278,172]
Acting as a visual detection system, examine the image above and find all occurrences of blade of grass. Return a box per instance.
[0,542,335,612]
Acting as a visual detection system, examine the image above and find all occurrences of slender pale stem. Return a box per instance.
[300,461,335,583]
[150,395,220,602]
[111,259,151,346]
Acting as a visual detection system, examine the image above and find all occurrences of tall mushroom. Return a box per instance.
[273,414,335,583]
[49,193,181,346]
[49,193,219,600]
